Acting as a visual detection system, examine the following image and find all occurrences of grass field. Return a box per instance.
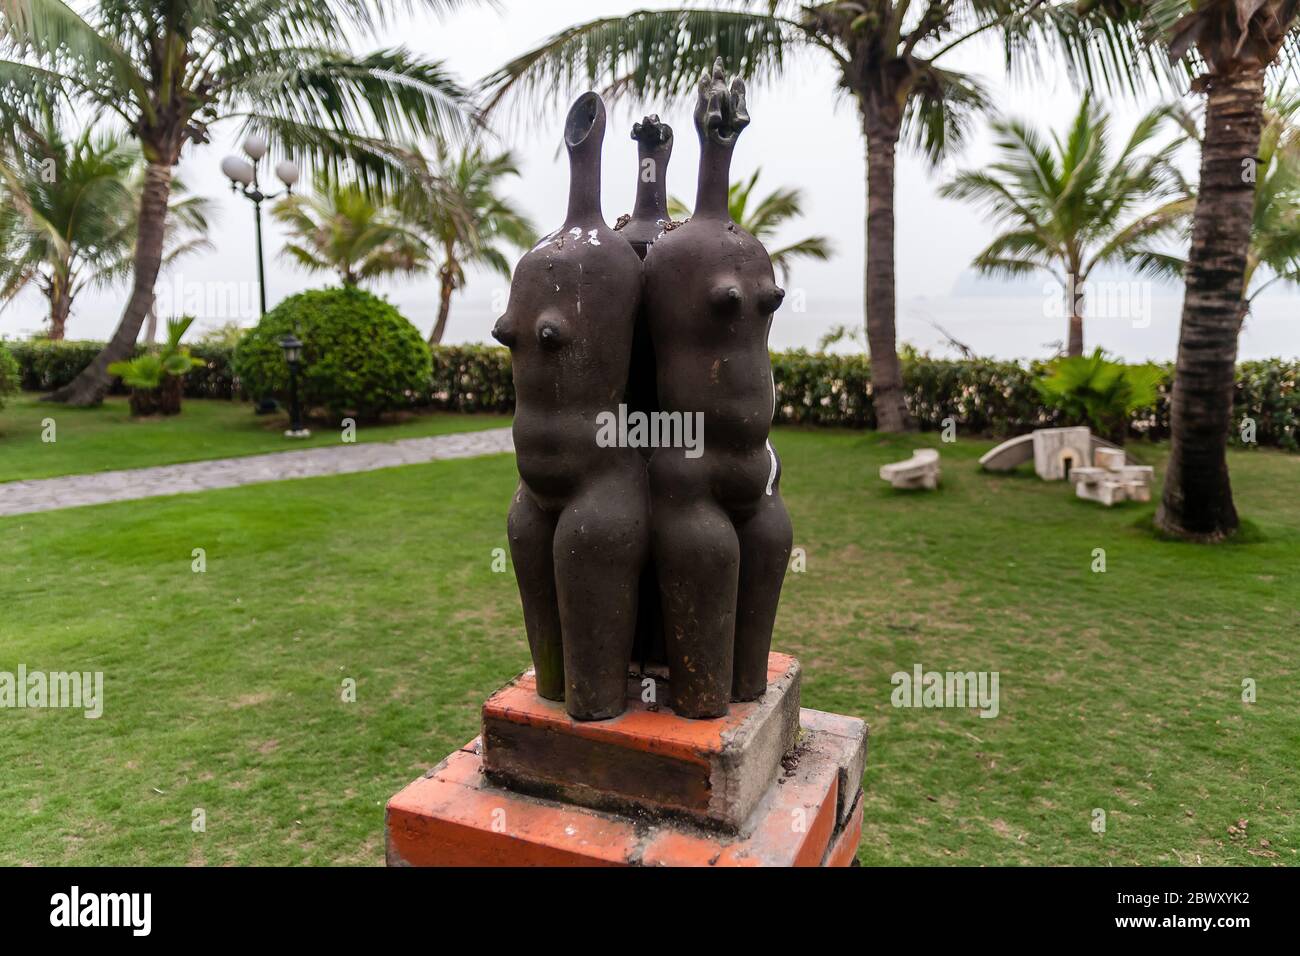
[0,394,509,482]
[0,428,1295,865]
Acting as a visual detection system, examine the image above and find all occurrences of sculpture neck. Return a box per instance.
[632,148,670,220]
[564,136,603,227]
[694,141,734,219]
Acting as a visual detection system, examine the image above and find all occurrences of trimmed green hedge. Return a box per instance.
[8,339,1298,450]
[428,344,514,413]
[0,342,18,409]
[7,339,237,399]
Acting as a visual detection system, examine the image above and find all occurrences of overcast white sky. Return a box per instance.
[4,0,1296,360]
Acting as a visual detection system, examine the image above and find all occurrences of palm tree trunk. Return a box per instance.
[1156,69,1265,541]
[862,113,913,432]
[46,161,173,405]
[48,281,72,342]
[428,262,456,346]
[1068,313,1084,357]
[144,305,158,344]
[1067,272,1084,356]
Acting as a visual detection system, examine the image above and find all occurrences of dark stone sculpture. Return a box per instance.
[491,92,649,721]
[498,65,790,722]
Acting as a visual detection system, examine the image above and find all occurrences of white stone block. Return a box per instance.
[1094,447,1127,471]
[1032,427,1093,480]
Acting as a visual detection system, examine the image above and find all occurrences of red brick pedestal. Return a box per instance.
[385,653,867,867]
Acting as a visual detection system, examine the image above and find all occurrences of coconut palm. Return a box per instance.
[0,0,480,405]
[0,103,210,339]
[667,167,832,283]
[939,97,1189,356]
[481,1,1075,432]
[403,145,535,345]
[0,107,136,338]
[274,182,429,288]
[1106,0,1300,540]
[1136,93,1300,309]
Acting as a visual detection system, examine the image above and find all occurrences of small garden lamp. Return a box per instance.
[279,334,310,438]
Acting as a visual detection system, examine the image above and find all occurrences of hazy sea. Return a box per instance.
[381,290,1298,364]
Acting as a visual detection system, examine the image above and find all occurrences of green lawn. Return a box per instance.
[0,429,1295,865]
[0,394,509,482]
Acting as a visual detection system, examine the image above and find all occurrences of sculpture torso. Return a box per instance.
[644,214,784,512]
[493,94,643,508]
[497,224,641,504]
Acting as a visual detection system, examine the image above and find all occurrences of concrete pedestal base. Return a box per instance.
[385,653,867,867]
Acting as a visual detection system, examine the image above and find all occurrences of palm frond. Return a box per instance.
[480,9,803,121]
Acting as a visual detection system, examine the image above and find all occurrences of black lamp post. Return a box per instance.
[223,137,299,417]
[220,135,300,317]
[279,334,310,438]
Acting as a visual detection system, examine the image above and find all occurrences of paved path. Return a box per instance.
[0,428,515,517]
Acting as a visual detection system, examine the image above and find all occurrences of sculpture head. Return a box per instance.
[631,113,673,158]
[693,57,749,149]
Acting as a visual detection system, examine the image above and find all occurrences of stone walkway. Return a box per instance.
[0,428,515,517]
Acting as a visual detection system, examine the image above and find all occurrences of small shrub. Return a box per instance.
[234,287,431,421]
[1034,349,1164,443]
[108,316,204,417]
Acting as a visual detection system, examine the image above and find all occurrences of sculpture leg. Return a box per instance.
[652,489,740,719]
[507,483,564,701]
[552,465,650,720]
[731,492,793,701]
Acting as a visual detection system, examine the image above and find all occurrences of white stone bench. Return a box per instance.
[880,448,940,490]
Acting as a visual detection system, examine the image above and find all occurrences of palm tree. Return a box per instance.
[667,167,832,283]
[939,97,1188,356]
[404,145,535,345]
[274,182,429,288]
[0,106,136,338]
[1130,0,1298,540]
[481,2,1058,432]
[0,0,479,405]
[0,104,210,339]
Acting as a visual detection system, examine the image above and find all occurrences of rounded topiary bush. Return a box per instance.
[234,286,430,421]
